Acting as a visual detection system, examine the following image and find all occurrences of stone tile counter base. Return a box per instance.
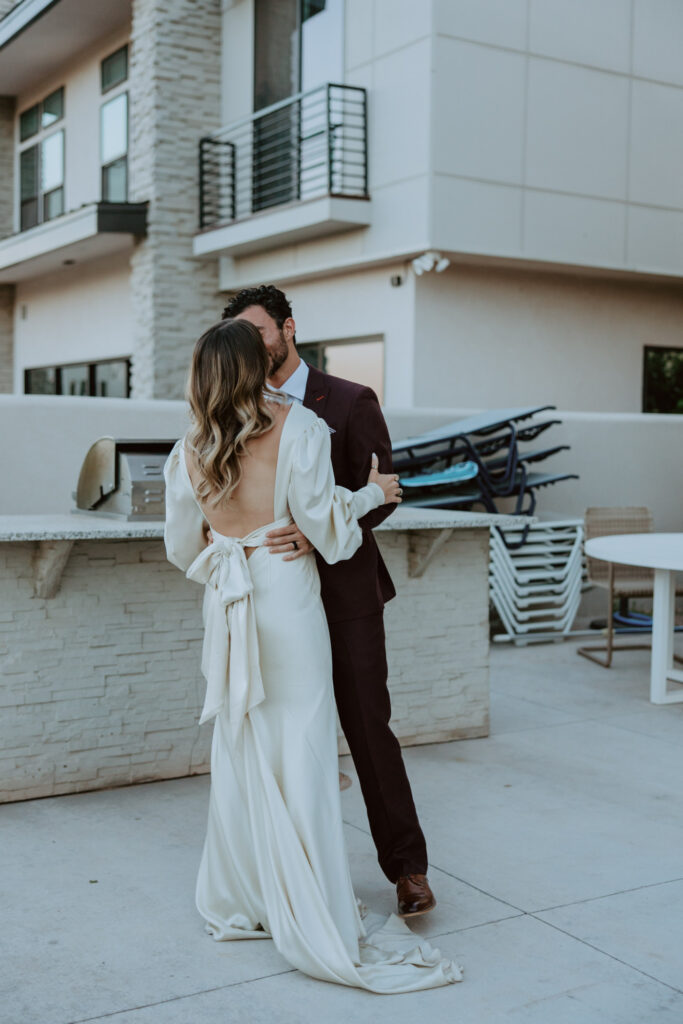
[0,510,522,802]
[1,540,208,803]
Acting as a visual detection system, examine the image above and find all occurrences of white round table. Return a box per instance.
[584,533,683,704]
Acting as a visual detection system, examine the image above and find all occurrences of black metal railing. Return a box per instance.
[199,83,368,230]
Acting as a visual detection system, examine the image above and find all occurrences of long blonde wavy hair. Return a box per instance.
[185,318,276,507]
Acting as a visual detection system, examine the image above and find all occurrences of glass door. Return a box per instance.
[252,0,343,212]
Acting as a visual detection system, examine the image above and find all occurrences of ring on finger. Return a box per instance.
[292,540,299,550]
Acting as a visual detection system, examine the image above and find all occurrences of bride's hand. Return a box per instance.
[368,453,402,504]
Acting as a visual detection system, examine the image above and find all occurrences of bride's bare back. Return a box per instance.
[185,400,292,540]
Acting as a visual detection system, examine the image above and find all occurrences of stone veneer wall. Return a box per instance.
[0,530,489,802]
[128,0,222,399]
[0,95,15,391]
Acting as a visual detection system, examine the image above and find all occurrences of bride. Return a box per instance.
[163,317,462,993]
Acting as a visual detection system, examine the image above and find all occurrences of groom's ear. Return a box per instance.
[283,317,296,345]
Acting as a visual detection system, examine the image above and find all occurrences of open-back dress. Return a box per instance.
[163,398,462,994]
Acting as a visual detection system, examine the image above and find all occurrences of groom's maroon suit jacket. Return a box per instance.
[302,363,396,624]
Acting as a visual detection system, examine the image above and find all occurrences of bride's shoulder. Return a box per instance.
[164,436,190,482]
[282,402,320,430]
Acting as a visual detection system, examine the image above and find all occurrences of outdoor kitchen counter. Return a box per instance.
[0,506,530,540]
[1,509,530,803]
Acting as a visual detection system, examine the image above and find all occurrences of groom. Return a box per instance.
[221,285,435,918]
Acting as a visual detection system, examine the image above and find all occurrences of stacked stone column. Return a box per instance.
[129,0,222,399]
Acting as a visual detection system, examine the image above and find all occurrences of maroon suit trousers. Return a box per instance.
[329,612,428,883]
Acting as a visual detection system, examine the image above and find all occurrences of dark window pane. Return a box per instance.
[20,104,39,141]
[101,45,128,93]
[253,1,300,212]
[298,342,325,371]
[25,367,56,394]
[43,187,64,222]
[102,157,128,202]
[302,0,326,20]
[20,198,39,231]
[42,87,64,128]
[61,364,90,397]
[643,347,683,414]
[254,0,299,111]
[20,145,38,201]
[95,360,129,398]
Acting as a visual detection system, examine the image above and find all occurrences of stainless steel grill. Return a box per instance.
[73,438,175,520]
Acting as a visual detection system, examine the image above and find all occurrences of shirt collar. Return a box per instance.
[279,359,309,403]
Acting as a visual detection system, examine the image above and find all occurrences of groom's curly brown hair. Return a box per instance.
[222,285,294,334]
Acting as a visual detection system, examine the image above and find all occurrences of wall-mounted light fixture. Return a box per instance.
[411,251,450,276]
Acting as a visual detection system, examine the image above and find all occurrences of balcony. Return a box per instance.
[0,201,147,283]
[193,83,371,260]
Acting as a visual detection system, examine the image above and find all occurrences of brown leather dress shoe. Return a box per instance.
[396,873,436,917]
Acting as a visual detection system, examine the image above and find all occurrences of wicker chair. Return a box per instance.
[578,507,672,667]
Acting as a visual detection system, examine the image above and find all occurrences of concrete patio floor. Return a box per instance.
[3,637,683,1024]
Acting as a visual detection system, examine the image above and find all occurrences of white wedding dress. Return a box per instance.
[163,400,462,993]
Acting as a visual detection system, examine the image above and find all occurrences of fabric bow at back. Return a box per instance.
[185,516,292,743]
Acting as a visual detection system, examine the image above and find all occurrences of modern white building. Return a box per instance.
[1,0,682,415]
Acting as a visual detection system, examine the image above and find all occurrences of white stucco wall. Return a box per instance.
[217,0,683,287]
[412,263,683,413]
[430,0,683,277]
[13,252,134,388]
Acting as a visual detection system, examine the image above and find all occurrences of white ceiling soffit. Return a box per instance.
[0,0,131,94]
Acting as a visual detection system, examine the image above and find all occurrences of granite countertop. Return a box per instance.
[0,507,534,542]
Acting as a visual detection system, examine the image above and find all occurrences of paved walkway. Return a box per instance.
[4,638,683,1024]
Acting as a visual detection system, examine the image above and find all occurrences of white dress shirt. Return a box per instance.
[279,359,309,404]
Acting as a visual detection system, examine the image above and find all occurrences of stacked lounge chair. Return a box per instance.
[489,519,587,644]
[393,408,584,643]
[394,407,577,530]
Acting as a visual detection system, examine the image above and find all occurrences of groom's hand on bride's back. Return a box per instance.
[205,521,312,561]
[264,523,313,561]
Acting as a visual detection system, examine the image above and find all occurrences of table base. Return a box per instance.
[651,569,683,704]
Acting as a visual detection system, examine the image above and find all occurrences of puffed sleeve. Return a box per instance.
[163,439,208,571]
[287,416,385,565]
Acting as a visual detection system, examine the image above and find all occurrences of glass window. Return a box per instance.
[101,45,128,93]
[40,130,64,222]
[41,130,64,192]
[101,93,128,201]
[25,366,56,395]
[42,187,64,221]
[61,364,90,396]
[20,145,39,230]
[94,360,129,398]
[41,87,64,128]
[643,346,683,414]
[302,0,326,19]
[101,93,128,164]
[20,104,39,141]
[299,339,384,401]
[102,158,127,203]
[17,86,65,231]
[298,341,325,370]
[25,360,131,397]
